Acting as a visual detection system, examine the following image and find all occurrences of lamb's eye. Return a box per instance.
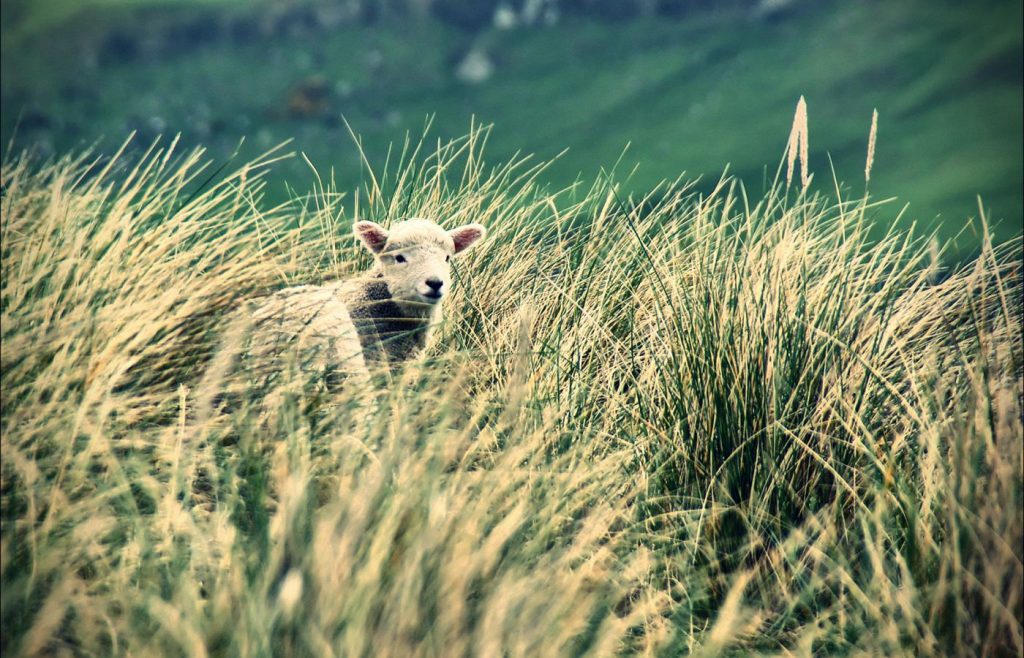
[445,255,450,263]
[395,255,407,264]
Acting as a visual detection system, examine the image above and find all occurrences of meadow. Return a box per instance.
[1,117,1021,656]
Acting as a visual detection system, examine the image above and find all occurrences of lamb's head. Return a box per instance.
[353,218,486,305]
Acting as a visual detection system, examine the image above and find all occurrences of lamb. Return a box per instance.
[231,218,487,406]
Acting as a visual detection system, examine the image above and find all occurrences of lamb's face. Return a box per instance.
[354,218,486,306]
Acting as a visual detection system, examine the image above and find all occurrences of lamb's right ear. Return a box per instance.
[354,221,389,254]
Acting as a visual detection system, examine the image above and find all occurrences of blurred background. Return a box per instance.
[2,0,1021,257]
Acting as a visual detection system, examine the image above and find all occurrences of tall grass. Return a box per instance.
[1,126,1021,656]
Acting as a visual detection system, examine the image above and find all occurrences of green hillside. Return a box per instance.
[2,1,1021,255]
[2,4,1023,654]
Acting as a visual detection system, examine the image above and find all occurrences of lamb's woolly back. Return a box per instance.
[239,282,368,402]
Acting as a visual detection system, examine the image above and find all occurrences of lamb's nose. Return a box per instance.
[425,278,443,292]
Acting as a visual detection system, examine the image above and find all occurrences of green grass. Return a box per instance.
[0,0,251,43]
[1,127,1021,656]
[2,1,1021,258]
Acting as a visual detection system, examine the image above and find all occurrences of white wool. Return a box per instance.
[215,217,487,414]
[249,282,367,377]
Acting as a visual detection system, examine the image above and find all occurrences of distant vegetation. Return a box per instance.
[2,122,1021,655]
[2,0,1021,257]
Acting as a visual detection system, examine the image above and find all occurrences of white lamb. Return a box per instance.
[233,218,487,405]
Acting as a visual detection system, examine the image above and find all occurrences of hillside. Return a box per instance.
[2,5,1023,653]
[2,0,1022,255]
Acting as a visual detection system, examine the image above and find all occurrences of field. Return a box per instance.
[2,0,1022,259]
[1,120,1021,655]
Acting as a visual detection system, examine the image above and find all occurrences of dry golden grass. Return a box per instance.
[865,109,879,185]
[785,96,810,190]
[1,126,1021,656]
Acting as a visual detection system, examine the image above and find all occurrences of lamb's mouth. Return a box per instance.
[420,291,443,303]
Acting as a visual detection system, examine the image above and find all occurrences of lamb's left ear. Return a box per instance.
[449,223,487,254]
[354,220,389,254]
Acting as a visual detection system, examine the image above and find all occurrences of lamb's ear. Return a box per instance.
[354,221,389,254]
[449,223,486,254]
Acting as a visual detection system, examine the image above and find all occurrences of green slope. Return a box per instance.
[2,1,1021,256]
